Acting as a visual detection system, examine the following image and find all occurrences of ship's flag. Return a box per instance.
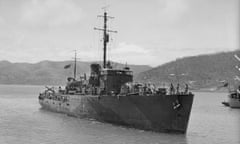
[223,82,228,87]
[64,64,71,69]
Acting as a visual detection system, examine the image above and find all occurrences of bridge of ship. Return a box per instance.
[99,68,133,94]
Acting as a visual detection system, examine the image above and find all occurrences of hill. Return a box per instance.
[136,50,240,90]
[0,60,151,85]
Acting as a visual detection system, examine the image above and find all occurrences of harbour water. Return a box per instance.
[0,85,239,144]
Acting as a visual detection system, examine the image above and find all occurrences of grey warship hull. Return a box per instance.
[39,93,194,133]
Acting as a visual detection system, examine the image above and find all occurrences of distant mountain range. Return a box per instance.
[0,50,239,90]
[0,60,151,85]
[136,50,240,90]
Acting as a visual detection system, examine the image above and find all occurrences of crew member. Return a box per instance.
[184,83,188,94]
[170,83,175,95]
[176,83,180,94]
[58,86,62,93]
[237,85,240,97]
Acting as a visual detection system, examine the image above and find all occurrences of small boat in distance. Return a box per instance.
[38,10,194,133]
[222,54,240,108]
[222,88,240,108]
[227,90,240,108]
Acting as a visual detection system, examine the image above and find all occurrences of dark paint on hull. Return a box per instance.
[39,94,194,133]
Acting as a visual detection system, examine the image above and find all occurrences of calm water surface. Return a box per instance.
[0,85,239,144]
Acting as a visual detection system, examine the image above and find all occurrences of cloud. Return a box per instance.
[109,42,156,65]
[20,0,83,28]
[111,42,148,54]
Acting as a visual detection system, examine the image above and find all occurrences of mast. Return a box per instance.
[74,50,77,79]
[94,10,117,68]
[103,12,107,68]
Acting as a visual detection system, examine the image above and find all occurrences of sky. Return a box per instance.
[0,0,239,66]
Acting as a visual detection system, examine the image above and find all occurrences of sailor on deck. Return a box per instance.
[237,86,240,97]
[184,83,189,94]
[176,83,180,94]
[170,83,175,95]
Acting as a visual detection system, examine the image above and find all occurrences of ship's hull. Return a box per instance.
[39,94,194,133]
[228,94,240,108]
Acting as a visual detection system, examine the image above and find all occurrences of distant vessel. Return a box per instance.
[38,10,194,133]
[222,90,240,108]
[222,54,240,108]
[227,91,240,108]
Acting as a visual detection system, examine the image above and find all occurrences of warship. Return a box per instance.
[38,11,194,133]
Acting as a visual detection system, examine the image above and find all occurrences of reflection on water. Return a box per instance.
[0,85,239,144]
